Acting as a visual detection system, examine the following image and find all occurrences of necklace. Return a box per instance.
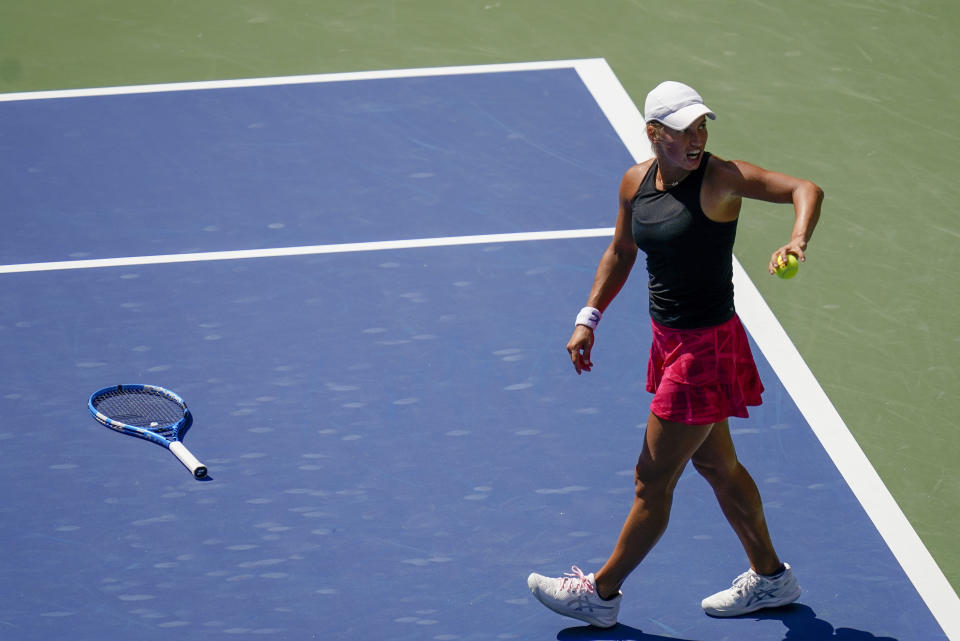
[657,168,686,188]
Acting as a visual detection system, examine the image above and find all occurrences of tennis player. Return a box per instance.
[527,80,823,627]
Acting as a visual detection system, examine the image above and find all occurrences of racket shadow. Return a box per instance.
[179,411,195,440]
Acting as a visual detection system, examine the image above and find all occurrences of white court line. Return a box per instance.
[0,58,601,102]
[0,229,615,274]
[3,58,957,638]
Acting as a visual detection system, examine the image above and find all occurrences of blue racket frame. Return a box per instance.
[88,384,207,478]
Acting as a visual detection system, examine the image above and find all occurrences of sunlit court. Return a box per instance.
[0,59,955,640]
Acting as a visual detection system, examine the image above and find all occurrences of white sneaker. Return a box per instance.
[701,563,801,617]
[527,566,621,628]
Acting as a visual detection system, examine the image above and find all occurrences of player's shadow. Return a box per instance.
[557,624,696,641]
[751,604,900,640]
[556,604,899,641]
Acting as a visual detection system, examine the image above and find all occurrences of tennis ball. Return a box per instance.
[775,254,799,279]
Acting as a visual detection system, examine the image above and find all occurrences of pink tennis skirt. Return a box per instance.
[646,314,764,425]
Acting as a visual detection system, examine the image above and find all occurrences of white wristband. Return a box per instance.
[575,306,602,330]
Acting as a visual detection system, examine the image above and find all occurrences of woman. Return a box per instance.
[527,81,823,628]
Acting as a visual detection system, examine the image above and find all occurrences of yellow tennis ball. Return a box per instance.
[775,254,799,279]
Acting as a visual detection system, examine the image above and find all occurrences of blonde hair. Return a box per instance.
[646,121,665,143]
[646,121,665,157]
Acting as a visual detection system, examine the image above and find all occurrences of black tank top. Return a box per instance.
[631,152,737,329]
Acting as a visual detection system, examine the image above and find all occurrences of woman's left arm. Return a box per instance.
[729,159,824,274]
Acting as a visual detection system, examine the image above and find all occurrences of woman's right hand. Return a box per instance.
[566,325,595,375]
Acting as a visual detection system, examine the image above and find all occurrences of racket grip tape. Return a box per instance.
[169,441,208,479]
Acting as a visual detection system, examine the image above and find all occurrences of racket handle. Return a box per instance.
[169,441,208,479]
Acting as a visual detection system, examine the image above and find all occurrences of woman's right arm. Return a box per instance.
[566,165,644,374]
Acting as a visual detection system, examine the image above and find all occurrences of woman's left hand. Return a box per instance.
[768,243,806,275]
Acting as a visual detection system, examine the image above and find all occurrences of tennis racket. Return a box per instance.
[88,384,207,479]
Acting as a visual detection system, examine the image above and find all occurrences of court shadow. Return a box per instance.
[557,623,697,641]
[746,603,900,640]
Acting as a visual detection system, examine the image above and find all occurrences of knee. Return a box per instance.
[692,455,741,487]
[633,458,680,502]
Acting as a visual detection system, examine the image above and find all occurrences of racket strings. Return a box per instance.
[92,389,185,429]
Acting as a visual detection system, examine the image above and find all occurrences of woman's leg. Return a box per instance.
[592,413,714,598]
[690,418,781,575]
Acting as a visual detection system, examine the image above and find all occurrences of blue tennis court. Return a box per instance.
[0,61,953,641]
